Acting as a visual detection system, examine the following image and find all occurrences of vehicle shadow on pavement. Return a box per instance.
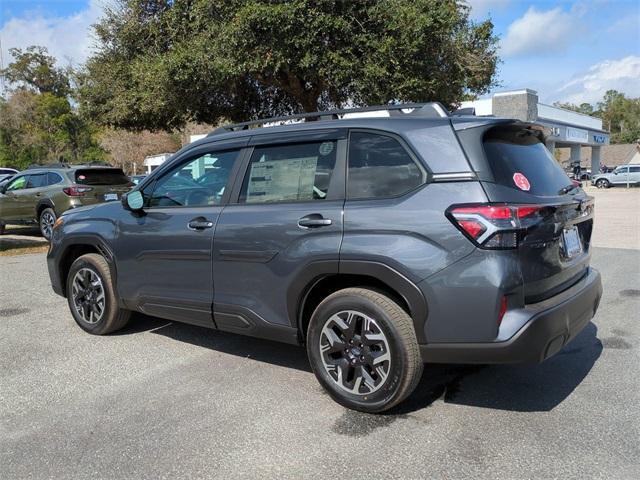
[0,227,47,252]
[393,322,603,414]
[121,314,603,414]
[118,313,312,372]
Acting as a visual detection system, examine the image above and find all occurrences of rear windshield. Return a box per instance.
[484,127,571,196]
[74,168,130,185]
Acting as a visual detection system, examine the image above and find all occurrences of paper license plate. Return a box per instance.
[104,193,119,201]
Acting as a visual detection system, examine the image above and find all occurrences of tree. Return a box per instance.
[99,128,181,174]
[79,0,499,131]
[553,101,594,115]
[597,90,640,143]
[1,46,70,97]
[0,47,106,169]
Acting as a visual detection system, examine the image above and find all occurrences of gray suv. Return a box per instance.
[47,104,602,412]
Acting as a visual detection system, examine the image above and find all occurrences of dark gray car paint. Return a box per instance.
[46,114,602,365]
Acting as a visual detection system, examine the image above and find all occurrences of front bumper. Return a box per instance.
[420,267,602,364]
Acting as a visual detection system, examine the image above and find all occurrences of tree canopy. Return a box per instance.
[79,0,499,131]
[0,47,105,169]
[555,90,640,144]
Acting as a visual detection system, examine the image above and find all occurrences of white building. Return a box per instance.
[461,89,610,174]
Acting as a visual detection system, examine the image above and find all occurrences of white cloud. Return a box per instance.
[555,56,640,104]
[465,0,510,19]
[501,6,574,57]
[0,0,103,69]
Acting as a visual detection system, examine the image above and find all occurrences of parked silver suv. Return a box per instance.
[591,164,640,188]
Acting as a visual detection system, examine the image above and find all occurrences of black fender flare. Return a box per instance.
[54,234,119,302]
[35,198,56,218]
[288,260,429,344]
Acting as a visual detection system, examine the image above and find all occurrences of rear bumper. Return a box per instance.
[420,267,602,364]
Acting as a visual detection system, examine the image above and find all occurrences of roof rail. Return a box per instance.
[209,102,450,136]
[26,162,70,170]
[451,107,476,117]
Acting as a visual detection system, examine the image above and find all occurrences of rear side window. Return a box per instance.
[348,132,425,199]
[630,166,640,173]
[47,172,63,185]
[484,128,571,196]
[26,174,47,188]
[239,141,337,203]
[75,168,129,185]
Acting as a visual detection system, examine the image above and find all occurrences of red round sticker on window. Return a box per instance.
[513,172,530,191]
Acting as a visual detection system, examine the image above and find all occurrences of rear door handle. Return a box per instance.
[298,214,332,228]
[188,217,214,230]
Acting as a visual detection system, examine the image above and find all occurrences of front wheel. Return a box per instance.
[596,178,610,189]
[306,288,423,413]
[66,253,131,335]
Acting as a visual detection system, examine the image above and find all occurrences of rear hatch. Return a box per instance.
[73,168,132,204]
[478,124,594,303]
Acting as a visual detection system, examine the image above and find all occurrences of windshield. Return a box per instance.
[484,127,572,196]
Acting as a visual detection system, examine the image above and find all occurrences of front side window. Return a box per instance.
[6,176,27,191]
[239,141,337,204]
[348,132,425,199]
[615,167,628,174]
[146,150,239,207]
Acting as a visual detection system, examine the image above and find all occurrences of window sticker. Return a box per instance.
[513,172,531,191]
[318,141,334,156]
[246,156,318,202]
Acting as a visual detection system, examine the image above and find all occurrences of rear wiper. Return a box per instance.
[558,184,579,195]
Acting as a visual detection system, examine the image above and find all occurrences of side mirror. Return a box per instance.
[122,190,144,212]
[613,171,618,175]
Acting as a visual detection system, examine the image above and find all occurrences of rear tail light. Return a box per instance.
[447,203,544,249]
[63,185,93,197]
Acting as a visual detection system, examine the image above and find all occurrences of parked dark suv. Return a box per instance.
[0,164,131,239]
[47,104,602,412]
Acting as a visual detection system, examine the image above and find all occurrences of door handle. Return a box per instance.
[187,217,214,230]
[298,214,332,228]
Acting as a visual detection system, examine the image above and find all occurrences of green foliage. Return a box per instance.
[0,49,106,170]
[1,46,70,97]
[552,101,594,115]
[79,0,499,130]
[553,91,640,144]
[597,90,640,144]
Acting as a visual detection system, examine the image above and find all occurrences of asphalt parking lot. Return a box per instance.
[1,187,639,479]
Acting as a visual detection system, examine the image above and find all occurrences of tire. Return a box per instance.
[596,178,610,189]
[0,221,5,235]
[306,288,423,413]
[39,207,56,240]
[66,253,131,335]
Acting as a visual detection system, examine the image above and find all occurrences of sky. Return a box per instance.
[1,0,639,106]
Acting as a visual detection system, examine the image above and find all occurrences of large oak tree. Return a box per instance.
[79,0,498,130]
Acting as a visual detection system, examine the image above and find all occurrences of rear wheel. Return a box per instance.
[596,178,610,189]
[66,253,131,335]
[39,207,56,240]
[306,288,423,413]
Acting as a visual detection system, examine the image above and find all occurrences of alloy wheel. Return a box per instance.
[71,268,106,324]
[40,211,55,239]
[319,310,391,395]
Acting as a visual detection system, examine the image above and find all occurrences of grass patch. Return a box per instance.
[0,244,49,256]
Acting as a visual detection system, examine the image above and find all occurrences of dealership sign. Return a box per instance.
[566,127,589,142]
[593,135,606,144]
